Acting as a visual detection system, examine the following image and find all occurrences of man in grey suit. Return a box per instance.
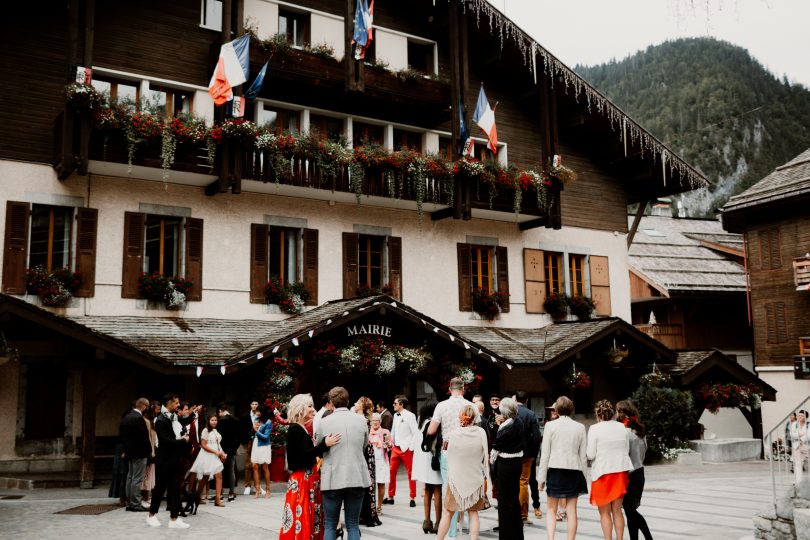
[316,387,371,540]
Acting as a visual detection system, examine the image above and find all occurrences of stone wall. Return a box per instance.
[754,480,810,540]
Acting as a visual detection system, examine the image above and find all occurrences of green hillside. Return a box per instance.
[576,37,810,215]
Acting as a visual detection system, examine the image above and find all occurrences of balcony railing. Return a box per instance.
[635,323,685,349]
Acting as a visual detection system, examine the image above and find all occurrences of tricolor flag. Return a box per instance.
[352,0,374,60]
[473,86,498,154]
[208,34,251,106]
[458,99,474,157]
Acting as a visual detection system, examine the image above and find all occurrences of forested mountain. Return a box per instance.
[576,38,810,215]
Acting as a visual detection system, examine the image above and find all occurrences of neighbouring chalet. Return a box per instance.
[0,0,771,485]
[722,147,810,433]
[627,210,758,438]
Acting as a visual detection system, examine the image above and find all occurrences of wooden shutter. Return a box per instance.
[760,228,781,269]
[524,248,545,313]
[74,208,98,297]
[457,243,472,311]
[185,218,203,301]
[2,201,30,294]
[122,212,145,298]
[388,236,402,301]
[765,302,788,344]
[342,232,359,298]
[250,223,269,304]
[303,228,318,306]
[496,245,510,312]
[589,255,611,316]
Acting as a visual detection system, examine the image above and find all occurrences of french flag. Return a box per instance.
[473,85,498,154]
[209,34,251,106]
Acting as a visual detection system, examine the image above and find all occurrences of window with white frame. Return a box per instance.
[200,0,223,31]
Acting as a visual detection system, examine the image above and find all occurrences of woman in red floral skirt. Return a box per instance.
[280,394,342,540]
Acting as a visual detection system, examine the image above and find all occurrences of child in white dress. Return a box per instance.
[189,415,227,506]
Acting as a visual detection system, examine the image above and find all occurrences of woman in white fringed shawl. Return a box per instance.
[436,404,491,540]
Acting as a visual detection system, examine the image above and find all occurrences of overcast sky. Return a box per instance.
[489,0,810,87]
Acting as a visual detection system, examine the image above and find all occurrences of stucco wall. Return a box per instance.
[244,0,279,40]
[698,408,753,439]
[375,29,408,71]
[0,161,633,327]
[759,369,810,436]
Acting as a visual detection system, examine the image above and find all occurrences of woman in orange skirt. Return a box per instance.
[280,394,341,540]
[587,400,633,540]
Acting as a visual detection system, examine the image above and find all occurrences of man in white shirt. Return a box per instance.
[427,377,479,537]
[384,395,420,507]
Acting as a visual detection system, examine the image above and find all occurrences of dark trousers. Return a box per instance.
[496,457,523,540]
[149,462,181,519]
[222,453,237,493]
[125,457,147,509]
[529,458,540,509]
[624,468,653,540]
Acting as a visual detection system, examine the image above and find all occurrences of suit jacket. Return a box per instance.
[154,413,187,467]
[120,410,151,460]
[379,409,394,431]
[315,408,371,491]
[517,404,542,458]
[537,416,587,484]
[391,409,420,451]
[217,413,241,455]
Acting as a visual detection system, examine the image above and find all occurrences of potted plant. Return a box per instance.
[543,292,569,320]
[137,272,192,310]
[25,266,82,307]
[472,288,509,320]
[264,277,309,314]
[568,295,596,320]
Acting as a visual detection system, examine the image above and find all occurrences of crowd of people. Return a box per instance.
[113,378,655,540]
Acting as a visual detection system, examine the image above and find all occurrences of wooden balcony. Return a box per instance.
[635,323,685,349]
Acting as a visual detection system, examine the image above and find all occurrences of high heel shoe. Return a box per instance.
[335,526,344,539]
[422,520,433,533]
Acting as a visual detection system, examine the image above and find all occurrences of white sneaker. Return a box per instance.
[243,487,251,496]
[168,518,191,529]
[141,500,150,509]
[145,515,161,528]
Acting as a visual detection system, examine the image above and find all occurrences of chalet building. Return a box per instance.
[722,148,810,433]
[0,0,767,484]
[627,211,759,438]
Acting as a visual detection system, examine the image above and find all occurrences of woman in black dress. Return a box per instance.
[491,397,524,540]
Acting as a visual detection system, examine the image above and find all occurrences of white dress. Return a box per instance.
[251,421,274,465]
[411,420,443,485]
[189,428,225,476]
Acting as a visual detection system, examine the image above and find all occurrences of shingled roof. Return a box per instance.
[723,148,810,214]
[670,349,776,400]
[628,214,746,294]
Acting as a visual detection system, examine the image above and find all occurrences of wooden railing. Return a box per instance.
[635,323,685,349]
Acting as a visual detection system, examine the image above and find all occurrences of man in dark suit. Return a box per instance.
[376,400,393,431]
[515,390,541,523]
[146,393,191,529]
[120,397,151,512]
[217,402,241,502]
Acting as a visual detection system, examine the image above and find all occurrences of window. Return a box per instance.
[342,232,402,300]
[279,9,309,49]
[251,224,317,305]
[765,302,788,344]
[470,245,494,292]
[393,128,421,151]
[439,136,454,161]
[144,215,183,277]
[268,226,301,284]
[352,122,384,146]
[569,254,586,296]
[259,105,300,134]
[407,40,434,75]
[200,0,223,31]
[545,252,563,296]
[145,86,194,118]
[310,114,344,142]
[760,228,781,269]
[122,212,203,301]
[472,141,497,163]
[29,205,73,271]
[91,76,139,106]
[457,243,509,313]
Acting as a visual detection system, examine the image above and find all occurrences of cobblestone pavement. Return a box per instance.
[0,461,793,540]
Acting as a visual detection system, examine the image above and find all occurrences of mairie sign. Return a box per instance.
[347,324,392,338]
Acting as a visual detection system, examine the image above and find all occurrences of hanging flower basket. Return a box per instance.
[565,368,591,389]
[695,382,762,414]
[64,83,105,111]
[639,368,671,387]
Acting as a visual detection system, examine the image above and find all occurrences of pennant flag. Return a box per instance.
[244,60,269,100]
[230,96,244,118]
[458,99,474,157]
[208,34,251,106]
[473,86,498,154]
[352,0,374,60]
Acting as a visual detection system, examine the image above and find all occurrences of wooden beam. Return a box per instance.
[626,199,649,247]
[345,0,356,91]
[431,207,455,221]
[519,218,547,231]
[79,370,97,489]
[538,71,551,167]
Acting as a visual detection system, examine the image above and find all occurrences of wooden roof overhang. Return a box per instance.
[671,349,777,401]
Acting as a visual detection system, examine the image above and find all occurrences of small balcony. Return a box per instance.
[635,323,685,349]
